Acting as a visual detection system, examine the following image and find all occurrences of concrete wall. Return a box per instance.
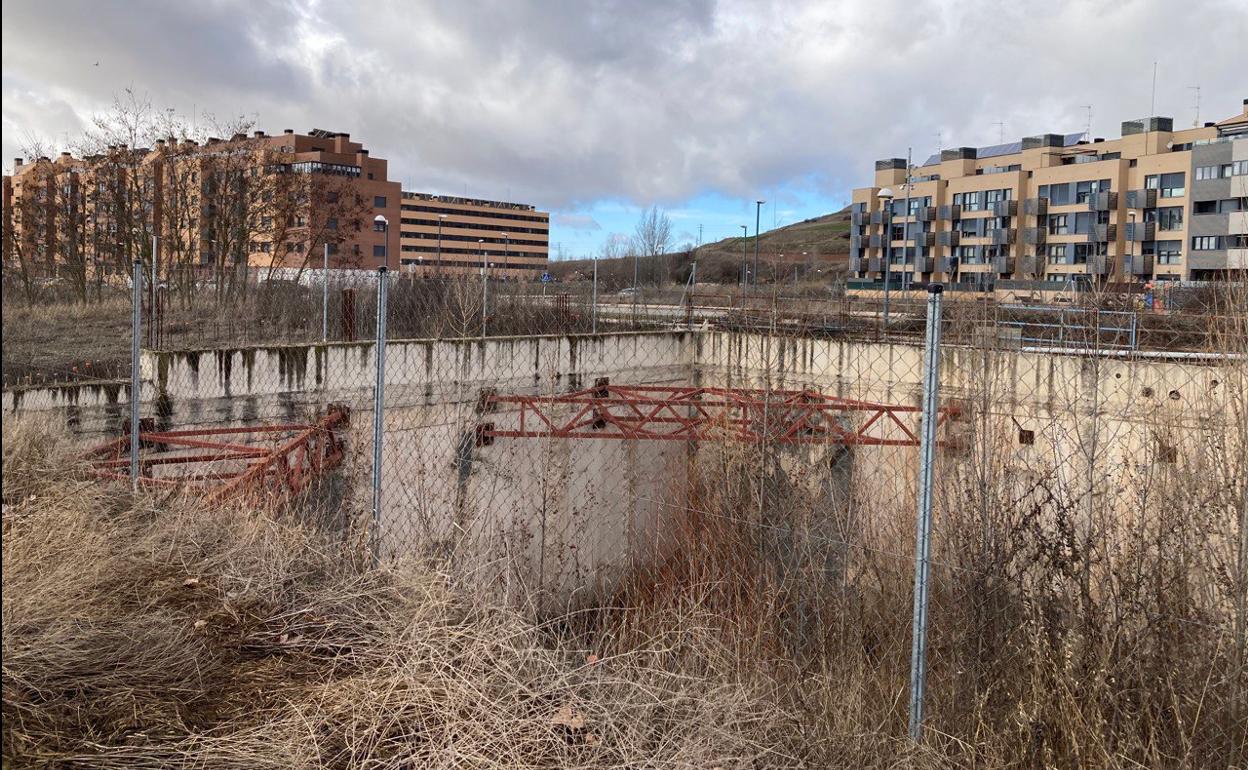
[6,329,1241,602]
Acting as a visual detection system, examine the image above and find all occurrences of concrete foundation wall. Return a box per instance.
[5,329,1240,601]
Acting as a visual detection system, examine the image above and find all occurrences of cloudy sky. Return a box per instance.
[3,0,1245,256]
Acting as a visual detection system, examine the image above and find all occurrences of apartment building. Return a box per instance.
[398,192,549,280]
[3,128,550,282]
[849,99,1248,286]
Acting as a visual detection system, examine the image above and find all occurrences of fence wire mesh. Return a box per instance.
[7,268,1245,764]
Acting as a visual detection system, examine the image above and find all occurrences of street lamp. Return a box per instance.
[754,200,765,290]
[502,232,509,279]
[479,239,487,338]
[877,187,895,326]
[740,225,748,288]
[1128,210,1137,281]
[373,214,389,269]
[435,214,448,277]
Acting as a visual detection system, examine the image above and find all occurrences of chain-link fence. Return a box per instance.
[12,265,1243,763]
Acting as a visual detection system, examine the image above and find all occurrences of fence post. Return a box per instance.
[592,257,598,334]
[481,264,488,339]
[908,283,944,741]
[322,243,330,343]
[130,258,142,489]
[370,267,389,564]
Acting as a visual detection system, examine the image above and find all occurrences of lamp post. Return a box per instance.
[1128,210,1136,282]
[740,225,748,288]
[479,239,487,338]
[502,232,509,279]
[437,214,447,275]
[878,188,895,327]
[754,200,765,290]
[374,214,389,269]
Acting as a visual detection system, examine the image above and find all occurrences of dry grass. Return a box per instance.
[2,420,805,769]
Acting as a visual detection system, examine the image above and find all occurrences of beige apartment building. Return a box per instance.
[850,99,1248,287]
[398,192,549,280]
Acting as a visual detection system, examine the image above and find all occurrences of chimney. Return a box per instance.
[156,139,165,147]
[1204,121,1215,128]
[13,157,22,168]
[283,128,294,134]
[231,132,246,142]
[253,130,266,138]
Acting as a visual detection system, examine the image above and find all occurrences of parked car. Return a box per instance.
[616,287,639,297]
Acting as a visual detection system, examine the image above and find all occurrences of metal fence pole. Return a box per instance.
[481,264,488,339]
[592,257,599,334]
[130,259,142,489]
[908,283,944,741]
[322,243,330,343]
[370,267,389,564]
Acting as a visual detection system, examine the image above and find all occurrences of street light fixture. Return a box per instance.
[754,200,765,290]
[877,187,895,326]
[374,214,389,269]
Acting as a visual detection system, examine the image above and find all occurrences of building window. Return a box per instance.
[373,244,386,258]
[1228,234,1248,249]
[1047,214,1069,235]
[1146,206,1184,230]
[326,217,338,230]
[1046,244,1067,264]
[1191,236,1220,251]
[374,195,387,208]
[1145,172,1185,198]
[1153,240,1182,264]
[326,191,339,203]
[1233,160,1248,176]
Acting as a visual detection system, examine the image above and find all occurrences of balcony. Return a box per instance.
[1022,227,1047,245]
[940,257,959,273]
[991,199,1018,217]
[988,228,1016,246]
[1087,223,1117,243]
[870,211,886,225]
[913,231,936,248]
[936,230,960,247]
[1086,191,1119,212]
[938,204,962,220]
[869,234,883,249]
[868,257,882,272]
[1125,188,1158,210]
[914,256,936,273]
[849,256,863,272]
[851,210,867,227]
[1123,221,1155,242]
[1023,197,1049,216]
[1089,254,1112,275]
[1123,253,1154,276]
[992,255,1016,274]
[1019,254,1044,275]
[917,205,938,222]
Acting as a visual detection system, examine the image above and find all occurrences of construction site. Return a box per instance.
[4,276,1247,768]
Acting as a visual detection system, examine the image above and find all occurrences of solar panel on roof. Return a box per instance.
[919,131,1083,168]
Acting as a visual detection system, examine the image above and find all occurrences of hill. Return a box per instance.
[550,206,853,287]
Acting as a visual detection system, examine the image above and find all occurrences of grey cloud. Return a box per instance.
[554,213,603,231]
[4,0,1246,208]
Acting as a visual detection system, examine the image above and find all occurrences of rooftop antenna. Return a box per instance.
[1150,62,1157,115]
[1079,105,1093,140]
[992,121,1005,144]
[935,131,943,154]
[1189,85,1201,127]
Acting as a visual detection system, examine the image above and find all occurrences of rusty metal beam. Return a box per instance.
[477,384,958,447]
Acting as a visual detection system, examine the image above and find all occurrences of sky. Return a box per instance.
[3,0,1245,258]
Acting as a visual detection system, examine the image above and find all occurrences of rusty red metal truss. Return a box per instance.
[85,405,350,500]
[477,383,959,447]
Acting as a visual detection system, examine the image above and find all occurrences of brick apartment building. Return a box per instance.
[2,129,549,284]
[849,98,1248,286]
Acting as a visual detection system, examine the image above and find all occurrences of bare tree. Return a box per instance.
[632,205,672,287]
